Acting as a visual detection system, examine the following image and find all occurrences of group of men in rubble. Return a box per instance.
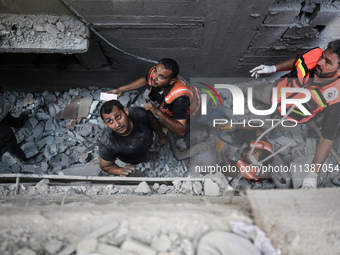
[2,39,340,189]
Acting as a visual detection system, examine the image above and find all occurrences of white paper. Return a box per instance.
[100,92,118,101]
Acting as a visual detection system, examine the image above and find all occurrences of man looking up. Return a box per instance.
[108,58,200,151]
[99,100,167,176]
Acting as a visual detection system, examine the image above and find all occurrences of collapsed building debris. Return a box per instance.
[0,14,89,53]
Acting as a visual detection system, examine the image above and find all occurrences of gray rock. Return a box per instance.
[1,152,17,166]
[135,181,151,194]
[151,235,172,252]
[22,142,39,158]
[204,179,220,196]
[76,238,98,255]
[80,124,93,137]
[42,91,57,102]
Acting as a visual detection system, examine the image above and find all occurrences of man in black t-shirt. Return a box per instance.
[99,100,167,177]
[107,58,201,153]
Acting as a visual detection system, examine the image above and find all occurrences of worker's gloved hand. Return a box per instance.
[301,171,318,189]
[250,65,276,78]
[158,135,168,147]
[217,123,235,132]
[214,139,225,153]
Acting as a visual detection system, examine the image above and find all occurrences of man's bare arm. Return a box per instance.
[108,77,148,97]
[100,158,134,176]
[311,136,333,173]
[143,102,186,137]
[275,58,296,72]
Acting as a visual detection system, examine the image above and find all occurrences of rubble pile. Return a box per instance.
[0,14,89,53]
[0,87,187,177]
[0,178,231,197]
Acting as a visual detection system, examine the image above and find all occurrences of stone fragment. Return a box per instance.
[89,100,99,114]
[1,152,17,166]
[42,91,57,102]
[56,21,65,32]
[45,239,63,254]
[21,142,39,158]
[57,95,80,121]
[77,238,98,255]
[97,243,135,255]
[121,238,157,255]
[77,96,93,123]
[23,93,34,107]
[151,235,172,252]
[29,117,38,128]
[135,181,151,194]
[193,181,203,195]
[204,179,220,196]
[157,184,170,194]
[80,124,93,137]
[44,23,59,37]
[36,111,50,121]
[15,248,37,255]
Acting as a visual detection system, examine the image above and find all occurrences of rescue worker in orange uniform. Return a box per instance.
[108,58,203,158]
[250,39,340,189]
[216,125,275,183]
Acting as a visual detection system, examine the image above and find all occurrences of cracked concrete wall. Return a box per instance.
[0,0,339,90]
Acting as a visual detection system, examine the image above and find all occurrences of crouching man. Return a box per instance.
[99,100,167,176]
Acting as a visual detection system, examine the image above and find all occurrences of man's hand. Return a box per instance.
[107,88,123,98]
[142,102,158,115]
[120,165,134,177]
[159,136,168,146]
[250,65,276,78]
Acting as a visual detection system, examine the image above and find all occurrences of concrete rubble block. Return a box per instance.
[275,135,297,147]
[289,125,304,144]
[118,94,131,107]
[36,136,54,150]
[77,96,93,123]
[33,122,45,139]
[89,100,99,114]
[42,91,57,103]
[44,118,55,132]
[35,111,50,121]
[135,181,151,194]
[21,142,39,158]
[44,239,63,254]
[204,179,221,196]
[15,247,37,255]
[23,93,34,107]
[77,238,98,255]
[192,181,203,195]
[157,184,171,194]
[29,117,38,129]
[80,124,93,137]
[97,243,135,255]
[179,181,193,194]
[152,183,160,191]
[1,152,17,166]
[121,238,157,255]
[57,95,81,121]
[151,235,172,252]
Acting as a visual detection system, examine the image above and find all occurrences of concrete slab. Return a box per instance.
[247,189,340,255]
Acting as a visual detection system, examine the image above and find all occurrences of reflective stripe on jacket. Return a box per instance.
[276,48,340,123]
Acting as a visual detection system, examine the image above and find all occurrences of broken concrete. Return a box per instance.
[0,14,89,53]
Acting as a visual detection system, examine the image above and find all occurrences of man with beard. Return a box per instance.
[250,39,340,188]
[108,58,200,152]
[99,100,167,176]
